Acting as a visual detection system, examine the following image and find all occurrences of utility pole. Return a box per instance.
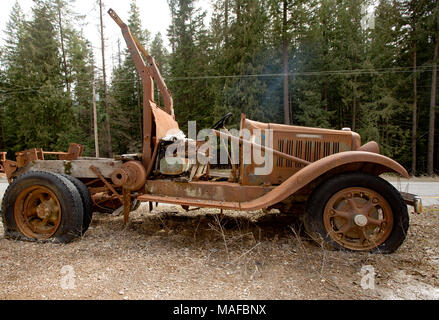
[99,0,112,157]
[92,81,100,158]
[428,35,438,176]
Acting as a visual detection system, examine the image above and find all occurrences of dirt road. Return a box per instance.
[0,174,438,300]
[0,202,438,300]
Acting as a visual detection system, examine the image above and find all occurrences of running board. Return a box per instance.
[136,194,241,210]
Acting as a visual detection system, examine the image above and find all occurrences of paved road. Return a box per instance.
[0,178,438,206]
[387,181,439,207]
[0,179,7,202]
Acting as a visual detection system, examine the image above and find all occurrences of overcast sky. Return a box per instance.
[0,0,212,74]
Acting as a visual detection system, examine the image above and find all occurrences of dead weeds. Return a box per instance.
[0,204,438,300]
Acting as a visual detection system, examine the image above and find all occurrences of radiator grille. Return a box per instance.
[275,139,340,168]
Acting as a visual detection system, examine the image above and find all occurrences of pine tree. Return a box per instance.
[4,1,73,152]
[211,0,271,127]
[110,0,151,154]
[1,1,26,152]
[63,31,96,155]
[368,0,411,161]
[150,32,170,107]
[167,0,212,132]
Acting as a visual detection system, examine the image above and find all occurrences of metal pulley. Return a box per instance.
[111,160,146,191]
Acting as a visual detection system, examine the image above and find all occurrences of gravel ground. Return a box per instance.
[0,203,438,300]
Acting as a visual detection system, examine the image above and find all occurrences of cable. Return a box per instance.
[0,65,436,95]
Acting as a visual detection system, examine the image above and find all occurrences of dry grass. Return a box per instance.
[0,204,438,300]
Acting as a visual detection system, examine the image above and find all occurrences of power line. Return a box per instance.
[0,65,436,95]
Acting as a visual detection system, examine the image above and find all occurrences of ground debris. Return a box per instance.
[0,204,437,300]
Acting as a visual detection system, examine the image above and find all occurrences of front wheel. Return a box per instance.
[304,172,409,253]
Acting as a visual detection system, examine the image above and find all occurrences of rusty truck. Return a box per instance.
[0,9,422,253]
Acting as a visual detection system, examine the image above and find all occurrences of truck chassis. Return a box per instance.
[0,9,422,253]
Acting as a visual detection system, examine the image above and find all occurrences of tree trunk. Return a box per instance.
[99,0,112,157]
[322,11,328,112]
[282,0,290,125]
[224,0,229,43]
[56,1,70,95]
[412,42,417,176]
[236,0,241,24]
[353,75,357,131]
[428,35,438,176]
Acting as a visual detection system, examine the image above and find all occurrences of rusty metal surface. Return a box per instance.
[151,102,179,140]
[140,151,408,211]
[239,116,358,186]
[16,148,44,168]
[109,8,176,171]
[145,179,273,203]
[2,8,413,226]
[111,160,146,191]
[400,192,423,214]
[123,188,131,224]
[213,129,311,167]
[237,151,410,210]
[14,185,62,240]
[0,152,6,173]
[137,193,242,210]
[90,165,123,202]
[3,160,17,182]
[15,159,122,179]
[58,143,84,160]
[323,187,394,251]
[145,139,159,178]
[358,141,380,154]
[15,143,84,169]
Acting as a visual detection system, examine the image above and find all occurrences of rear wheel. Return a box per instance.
[1,171,84,243]
[304,172,409,253]
[60,174,93,234]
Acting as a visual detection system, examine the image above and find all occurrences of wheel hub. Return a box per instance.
[353,214,368,227]
[14,186,62,239]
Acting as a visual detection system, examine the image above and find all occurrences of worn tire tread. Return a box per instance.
[304,172,409,254]
[1,171,84,243]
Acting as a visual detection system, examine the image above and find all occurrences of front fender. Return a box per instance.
[240,151,408,210]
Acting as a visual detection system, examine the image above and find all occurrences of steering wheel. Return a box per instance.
[211,112,233,130]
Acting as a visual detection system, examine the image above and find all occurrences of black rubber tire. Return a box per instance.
[131,199,141,211]
[304,172,409,254]
[95,204,117,214]
[95,199,140,214]
[60,174,93,234]
[1,171,84,243]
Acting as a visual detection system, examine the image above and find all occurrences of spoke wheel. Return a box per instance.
[323,187,393,251]
[304,172,409,253]
[14,186,62,239]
